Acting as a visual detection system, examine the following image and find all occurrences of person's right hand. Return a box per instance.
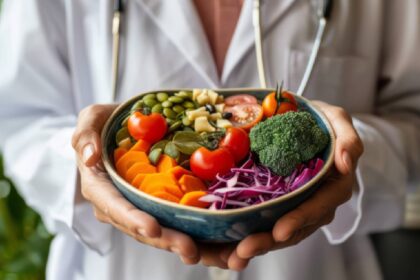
[71,104,200,264]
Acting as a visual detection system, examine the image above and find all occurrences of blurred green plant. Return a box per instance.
[0,153,52,280]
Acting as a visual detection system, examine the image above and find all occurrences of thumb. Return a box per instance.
[72,104,118,166]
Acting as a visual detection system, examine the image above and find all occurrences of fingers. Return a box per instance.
[311,101,364,175]
[236,232,274,259]
[199,243,235,269]
[272,172,352,242]
[72,104,117,166]
[227,249,250,271]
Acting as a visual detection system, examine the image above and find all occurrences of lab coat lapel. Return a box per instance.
[222,0,297,86]
[135,0,219,88]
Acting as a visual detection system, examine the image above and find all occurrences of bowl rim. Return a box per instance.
[101,88,336,216]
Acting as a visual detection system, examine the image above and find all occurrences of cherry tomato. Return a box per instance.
[190,147,235,181]
[219,127,250,163]
[262,91,298,117]
[223,104,263,131]
[262,92,277,118]
[224,94,258,106]
[127,111,167,143]
[277,101,298,115]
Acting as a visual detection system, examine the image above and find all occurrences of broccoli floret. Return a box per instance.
[249,111,329,176]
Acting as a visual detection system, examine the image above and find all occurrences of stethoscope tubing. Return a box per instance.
[111,0,333,99]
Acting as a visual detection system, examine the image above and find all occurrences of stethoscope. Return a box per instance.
[111,0,334,100]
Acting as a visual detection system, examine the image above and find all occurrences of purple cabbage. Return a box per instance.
[200,154,324,210]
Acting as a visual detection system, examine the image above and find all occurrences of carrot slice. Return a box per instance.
[139,173,183,198]
[150,191,180,203]
[131,173,147,188]
[179,191,210,208]
[157,155,178,172]
[116,151,149,178]
[129,139,151,153]
[179,175,207,193]
[169,166,193,180]
[114,147,128,164]
[125,162,157,183]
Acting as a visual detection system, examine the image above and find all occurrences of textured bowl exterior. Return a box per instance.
[102,89,335,242]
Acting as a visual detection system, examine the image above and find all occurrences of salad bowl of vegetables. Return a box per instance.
[101,88,335,242]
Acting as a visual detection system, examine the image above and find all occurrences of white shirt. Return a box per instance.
[1,0,419,279]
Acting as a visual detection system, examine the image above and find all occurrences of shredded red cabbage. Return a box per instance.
[200,154,324,210]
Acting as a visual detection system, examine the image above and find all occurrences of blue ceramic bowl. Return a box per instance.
[101,88,335,242]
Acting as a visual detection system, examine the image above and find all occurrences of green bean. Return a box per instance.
[162,101,173,108]
[151,104,163,113]
[156,92,169,102]
[168,96,184,103]
[173,105,184,114]
[163,108,177,119]
[144,99,157,107]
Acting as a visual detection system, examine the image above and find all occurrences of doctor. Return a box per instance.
[0,0,419,280]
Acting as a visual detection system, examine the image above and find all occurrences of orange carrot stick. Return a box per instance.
[125,162,157,183]
[129,139,151,153]
[156,155,177,172]
[179,191,210,208]
[115,151,149,178]
[169,166,193,180]
[114,147,128,163]
[179,175,207,193]
[150,191,180,203]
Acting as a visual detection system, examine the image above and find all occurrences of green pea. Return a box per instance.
[162,101,173,108]
[131,100,144,111]
[156,92,169,102]
[182,116,191,126]
[144,98,157,107]
[168,96,184,103]
[182,101,195,109]
[163,108,177,119]
[175,91,190,98]
[172,105,184,113]
[143,93,157,100]
[115,127,129,144]
[151,104,163,113]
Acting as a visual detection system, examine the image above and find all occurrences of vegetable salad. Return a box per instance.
[112,89,328,209]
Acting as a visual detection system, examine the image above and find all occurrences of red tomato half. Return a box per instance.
[127,112,167,144]
[219,127,250,163]
[224,94,258,106]
[224,104,263,131]
[190,147,235,181]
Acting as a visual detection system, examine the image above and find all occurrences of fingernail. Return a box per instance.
[82,144,94,164]
[342,151,353,173]
[137,228,150,238]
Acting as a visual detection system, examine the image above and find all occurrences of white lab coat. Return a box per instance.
[1,0,419,279]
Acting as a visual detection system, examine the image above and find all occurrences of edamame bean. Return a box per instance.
[156,92,169,102]
[182,101,195,109]
[173,105,184,113]
[169,121,182,132]
[175,91,190,98]
[168,96,184,103]
[163,108,177,119]
[151,104,163,113]
[182,116,192,126]
[143,93,157,100]
[115,127,129,144]
[144,98,157,107]
[131,100,144,111]
[162,101,173,108]
[166,118,175,125]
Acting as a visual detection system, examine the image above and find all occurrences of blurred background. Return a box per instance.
[0,1,419,280]
[0,2,52,278]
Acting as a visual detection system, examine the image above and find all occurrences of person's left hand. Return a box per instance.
[197,101,364,271]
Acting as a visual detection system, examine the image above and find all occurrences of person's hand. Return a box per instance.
[220,101,364,271]
[72,104,200,264]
